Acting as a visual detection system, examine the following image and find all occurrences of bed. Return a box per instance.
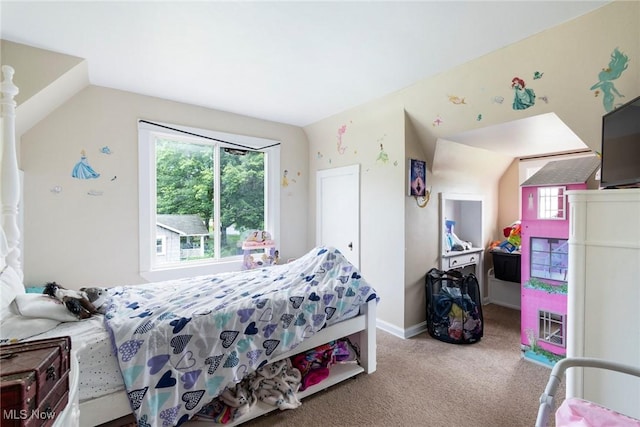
[0,65,379,427]
[535,357,640,427]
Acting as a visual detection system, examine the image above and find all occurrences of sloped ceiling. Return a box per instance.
[445,113,591,159]
[1,41,90,137]
[1,1,609,128]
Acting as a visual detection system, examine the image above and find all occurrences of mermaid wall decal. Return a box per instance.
[511,77,536,110]
[590,47,629,112]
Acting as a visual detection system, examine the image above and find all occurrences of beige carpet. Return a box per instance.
[245,304,563,427]
[101,304,564,427]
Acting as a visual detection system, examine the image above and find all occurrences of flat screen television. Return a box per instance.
[600,95,640,189]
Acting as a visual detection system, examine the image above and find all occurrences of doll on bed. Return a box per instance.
[43,282,108,319]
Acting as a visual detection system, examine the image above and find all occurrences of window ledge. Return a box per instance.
[140,259,243,282]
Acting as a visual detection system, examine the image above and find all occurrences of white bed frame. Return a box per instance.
[1,65,377,427]
[81,304,376,427]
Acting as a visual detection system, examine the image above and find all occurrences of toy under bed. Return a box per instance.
[535,357,640,427]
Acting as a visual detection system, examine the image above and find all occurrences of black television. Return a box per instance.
[600,95,640,189]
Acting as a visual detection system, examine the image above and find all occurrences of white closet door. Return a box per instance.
[316,164,360,269]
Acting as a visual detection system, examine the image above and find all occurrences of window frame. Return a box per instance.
[138,120,280,282]
[156,236,166,256]
[530,237,569,283]
[538,309,566,348]
[537,186,566,220]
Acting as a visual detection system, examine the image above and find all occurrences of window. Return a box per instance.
[538,310,566,348]
[156,236,166,256]
[138,121,280,280]
[537,186,566,219]
[530,237,568,282]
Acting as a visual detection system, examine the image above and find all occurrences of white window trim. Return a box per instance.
[537,186,566,220]
[138,120,280,282]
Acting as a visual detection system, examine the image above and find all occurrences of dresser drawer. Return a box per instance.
[446,252,480,269]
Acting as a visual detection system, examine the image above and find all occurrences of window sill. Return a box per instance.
[140,258,243,282]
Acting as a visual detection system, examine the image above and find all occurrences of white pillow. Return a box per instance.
[14,293,79,322]
[0,266,25,323]
[0,312,60,344]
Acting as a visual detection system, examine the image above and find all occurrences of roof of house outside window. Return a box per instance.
[157,214,209,236]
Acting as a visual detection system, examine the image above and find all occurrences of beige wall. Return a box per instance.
[497,160,520,238]
[1,40,89,137]
[1,40,84,106]
[3,1,639,333]
[304,0,639,333]
[403,114,434,330]
[19,86,309,288]
[305,100,407,329]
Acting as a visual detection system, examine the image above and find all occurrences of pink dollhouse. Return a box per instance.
[519,156,600,366]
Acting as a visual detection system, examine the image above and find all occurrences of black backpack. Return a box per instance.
[425,268,483,344]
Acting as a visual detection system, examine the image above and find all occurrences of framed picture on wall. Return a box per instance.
[408,158,426,196]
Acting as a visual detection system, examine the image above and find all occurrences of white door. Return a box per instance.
[316,164,360,268]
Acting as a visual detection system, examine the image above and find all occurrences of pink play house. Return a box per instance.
[519,156,600,366]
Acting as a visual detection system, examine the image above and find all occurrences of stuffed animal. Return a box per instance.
[43,282,98,319]
[80,287,108,314]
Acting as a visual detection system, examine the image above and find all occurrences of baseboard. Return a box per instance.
[403,321,427,338]
[486,299,521,311]
[376,319,427,339]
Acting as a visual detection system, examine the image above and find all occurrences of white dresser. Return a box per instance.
[566,188,640,419]
[439,193,484,298]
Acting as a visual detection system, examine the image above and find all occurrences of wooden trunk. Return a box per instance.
[1,337,71,427]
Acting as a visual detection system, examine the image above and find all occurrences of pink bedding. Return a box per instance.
[556,398,640,427]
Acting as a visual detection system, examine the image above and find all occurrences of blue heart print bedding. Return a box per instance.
[104,246,378,426]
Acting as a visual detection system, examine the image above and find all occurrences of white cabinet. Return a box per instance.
[487,272,521,310]
[444,250,481,269]
[439,193,484,297]
[566,189,640,419]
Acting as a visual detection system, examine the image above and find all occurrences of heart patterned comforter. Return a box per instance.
[104,246,378,427]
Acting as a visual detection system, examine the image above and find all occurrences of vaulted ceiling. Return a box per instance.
[1,1,609,128]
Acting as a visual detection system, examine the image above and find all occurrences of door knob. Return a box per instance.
[348,242,353,250]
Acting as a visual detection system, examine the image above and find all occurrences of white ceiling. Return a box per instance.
[445,112,591,158]
[1,0,607,154]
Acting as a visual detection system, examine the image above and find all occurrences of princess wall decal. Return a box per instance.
[71,150,100,179]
